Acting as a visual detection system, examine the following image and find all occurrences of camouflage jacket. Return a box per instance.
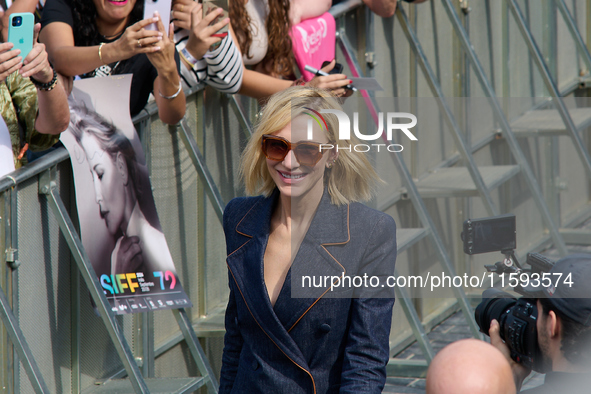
[2,72,59,168]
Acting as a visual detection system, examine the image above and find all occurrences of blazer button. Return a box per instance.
[252,360,259,371]
[320,323,331,333]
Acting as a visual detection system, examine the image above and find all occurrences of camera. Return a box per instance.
[12,16,22,27]
[461,214,555,372]
[475,288,544,371]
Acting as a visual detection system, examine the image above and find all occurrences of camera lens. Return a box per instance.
[12,16,22,27]
[475,288,516,336]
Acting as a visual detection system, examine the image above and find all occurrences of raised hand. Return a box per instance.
[111,16,164,61]
[146,12,178,76]
[489,319,531,391]
[174,0,230,59]
[305,60,353,97]
[20,23,53,82]
[0,42,22,82]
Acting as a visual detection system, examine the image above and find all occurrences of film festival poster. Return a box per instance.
[0,117,15,179]
[60,75,192,315]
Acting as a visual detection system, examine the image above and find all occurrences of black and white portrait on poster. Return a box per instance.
[0,117,15,179]
[61,75,191,315]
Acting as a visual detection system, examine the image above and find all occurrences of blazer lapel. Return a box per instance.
[274,190,350,332]
[226,191,312,369]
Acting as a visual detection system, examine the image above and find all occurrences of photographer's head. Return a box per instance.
[426,339,516,394]
[525,254,591,372]
[488,253,591,392]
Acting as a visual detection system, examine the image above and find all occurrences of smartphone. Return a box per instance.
[144,0,171,34]
[8,13,34,62]
[203,0,229,38]
[321,60,343,75]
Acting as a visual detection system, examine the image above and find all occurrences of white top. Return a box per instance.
[243,0,269,66]
[174,30,244,93]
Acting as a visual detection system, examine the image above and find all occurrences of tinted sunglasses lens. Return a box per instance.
[264,138,289,161]
[294,144,321,166]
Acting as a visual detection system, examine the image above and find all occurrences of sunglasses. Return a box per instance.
[261,135,327,166]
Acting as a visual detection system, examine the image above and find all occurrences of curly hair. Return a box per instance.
[229,0,294,79]
[70,0,144,46]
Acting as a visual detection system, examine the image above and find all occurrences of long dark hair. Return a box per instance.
[229,0,294,78]
[70,0,144,46]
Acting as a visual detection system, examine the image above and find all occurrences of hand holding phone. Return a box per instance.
[19,23,55,83]
[144,0,172,34]
[321,60,343,75]
[0,43,23,82]
[8,13,34,62]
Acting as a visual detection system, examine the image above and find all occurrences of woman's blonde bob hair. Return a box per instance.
[240,87,380,205]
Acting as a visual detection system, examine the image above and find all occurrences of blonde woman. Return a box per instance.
[221,86,397,393]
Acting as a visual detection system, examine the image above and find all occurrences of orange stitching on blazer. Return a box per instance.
[227,240,252,258]
[227,263,317,394]
[226,201,258,256]
[288,205,350,333]
[287,278,341,333]
[235,202,258,238]
[321,205,350,246]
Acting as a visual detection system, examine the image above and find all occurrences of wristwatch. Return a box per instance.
[180,47,199,70]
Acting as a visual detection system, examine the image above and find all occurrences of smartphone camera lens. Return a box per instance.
[12,16,22,27]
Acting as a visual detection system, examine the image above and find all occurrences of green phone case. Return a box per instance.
[8,13,34,62]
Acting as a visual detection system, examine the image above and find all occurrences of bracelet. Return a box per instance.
[98,43,105,63]
[29,69,58,91]
[158,81,182,100]
[180,47,199,70]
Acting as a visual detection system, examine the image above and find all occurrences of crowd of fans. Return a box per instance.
[3,0,427,169]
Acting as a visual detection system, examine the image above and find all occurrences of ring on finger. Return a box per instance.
[137,39,142,48]
[180,5,184,12]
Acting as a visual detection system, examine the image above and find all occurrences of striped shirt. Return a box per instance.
[174,29,244,94]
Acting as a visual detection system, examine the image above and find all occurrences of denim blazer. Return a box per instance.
[220,190,397,394]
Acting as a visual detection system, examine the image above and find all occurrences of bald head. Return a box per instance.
[426,339,516,394]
